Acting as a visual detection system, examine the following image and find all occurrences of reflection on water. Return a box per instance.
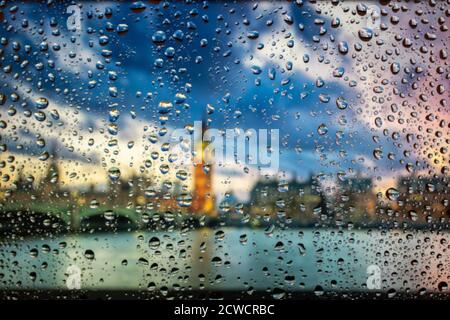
[0,228,449,294]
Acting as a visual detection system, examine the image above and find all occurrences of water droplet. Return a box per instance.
[333,67,345,77]
[251,65,262,75]
[84,249,95,260]
[298,243,306,256]
[338,41,348,54]
[117,24,129,35]
[268,67,276,80]
[90,199,100,209]
[374,117,383,128]
[271,288,286,300]
[336,96,348,110]
[152,31,167,44]
[314,285,324,296]
[373,148,383,160]
[104,210,115,221]
[438,282,448,292]
[247,30,259,40]
[158,101,172,114]
[391,62,400,74]
[108,167,121,181]
[386,188,399,201]
[130,1,146,13]
[317,124,328,135]
[358,28,373,41]
[149,237,161,250]
[35,97,49,109]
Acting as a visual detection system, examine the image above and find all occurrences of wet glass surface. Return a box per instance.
[1,228,449,296]
[0,1,449,299]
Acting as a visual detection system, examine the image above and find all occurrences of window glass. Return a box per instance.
[0,0,449,299]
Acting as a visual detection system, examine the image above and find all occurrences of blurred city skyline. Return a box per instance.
[0,1,448,206]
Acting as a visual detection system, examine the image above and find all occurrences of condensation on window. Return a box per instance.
[0,0,449,300]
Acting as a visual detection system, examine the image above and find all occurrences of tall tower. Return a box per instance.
[190,119,216,216]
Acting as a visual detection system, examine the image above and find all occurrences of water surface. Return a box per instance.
[0,228,448,294]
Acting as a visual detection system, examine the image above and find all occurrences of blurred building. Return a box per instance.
[335,174,376,225]
[248,175,323,224]
[395,175,450,224]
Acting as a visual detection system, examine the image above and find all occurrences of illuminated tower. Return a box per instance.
[191,119,216,216]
